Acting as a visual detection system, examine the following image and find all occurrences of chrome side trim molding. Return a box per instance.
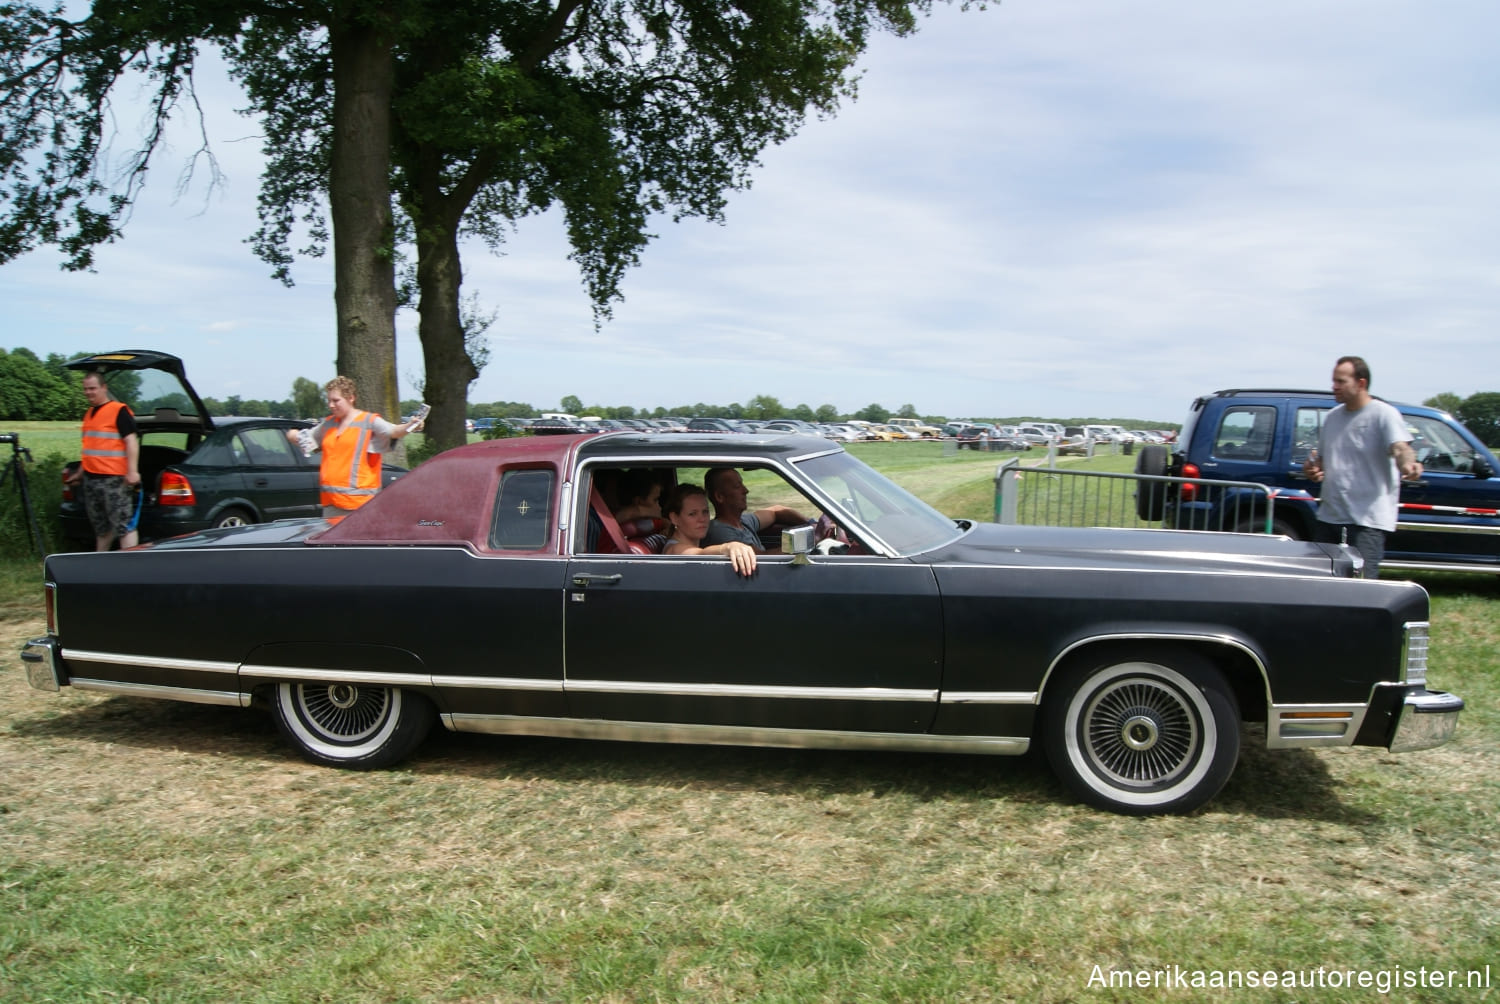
[1041,631,1272,708]
[238,665,431,688]
[65,649,239,675]
[69,677,250,708]
[563,679,936,702]
[1265,703,1369,749]
[1384,558,1500,574]
[941,691,1039,705]
[443,713,1030,755]
[432,675,564,692]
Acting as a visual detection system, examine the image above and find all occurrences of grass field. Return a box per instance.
[1,436,1496,1001]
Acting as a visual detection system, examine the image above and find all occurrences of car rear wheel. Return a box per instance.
[272,682,433,769]
[213,507,255,529]
[1043,649,1239,815]
[1134,445,1170,521]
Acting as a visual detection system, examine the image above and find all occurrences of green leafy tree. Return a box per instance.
[559,395,584,415]
[1,2,403,424]
[1457,392,1500,447]
[292,377,324,419]
[1424,392,1463,415]
[747,395,784,420]
[896,403,918,418]
[0,346,83,420]
[814,403,840,423]
[854,403,890,423]
[4,2,964,454]
[790,403,815,422]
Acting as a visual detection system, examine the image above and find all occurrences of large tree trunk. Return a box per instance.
[415,221,477,453]
[328,19,399,428]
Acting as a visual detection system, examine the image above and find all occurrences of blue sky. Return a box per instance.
[6,1,1498,423]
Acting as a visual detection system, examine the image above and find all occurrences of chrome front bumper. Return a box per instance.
[1389,688,1464,753]
[20,636,64,692]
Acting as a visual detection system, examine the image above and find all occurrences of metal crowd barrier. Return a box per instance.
[991,458,1279,532]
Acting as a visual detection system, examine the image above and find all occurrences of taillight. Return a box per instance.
[158,470,196,506]
[45,581,57,634]
[61,472,75,503]
[1180,462,1200,502]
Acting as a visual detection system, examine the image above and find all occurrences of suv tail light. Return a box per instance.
[1180,462,1200,502]
[61,471,75,503]
[158,470,196,506]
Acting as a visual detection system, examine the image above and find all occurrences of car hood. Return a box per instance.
[929,521,1356,578]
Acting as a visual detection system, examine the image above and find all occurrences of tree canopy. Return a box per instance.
[1456,392,1500,447]
[3,0,958,452]
[0,347,83,420]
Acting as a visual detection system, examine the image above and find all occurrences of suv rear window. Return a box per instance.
[1211,406,1276,462]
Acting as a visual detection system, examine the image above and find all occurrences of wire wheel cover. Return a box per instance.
[296,684,392,744]
[1083,676,1200,786]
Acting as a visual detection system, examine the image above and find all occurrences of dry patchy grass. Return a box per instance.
[3,585,1497,1002]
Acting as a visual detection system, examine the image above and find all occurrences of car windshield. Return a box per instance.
[794,450,963,555]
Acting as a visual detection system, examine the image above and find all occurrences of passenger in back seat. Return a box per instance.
[612,469,666,524]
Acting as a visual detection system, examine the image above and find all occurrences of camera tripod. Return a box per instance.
[0,434,45,557]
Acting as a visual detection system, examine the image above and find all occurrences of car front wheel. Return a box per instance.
[272,682,433,769]
[1043,649,1239,815]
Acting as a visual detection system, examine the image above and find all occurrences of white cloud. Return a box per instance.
[5,0,1498,421]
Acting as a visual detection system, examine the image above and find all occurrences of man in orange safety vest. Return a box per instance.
[72,371,142,551]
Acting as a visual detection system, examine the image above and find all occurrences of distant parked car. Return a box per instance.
[529,417,594,435]
[957,424,1029,451]
[58,351,406,546]
[1057,429,1092,456]
[887,417,942,438]
[1017,422,1065,445]
[685,418,739,433]
[761,420,821,436]
[820,424,864,443]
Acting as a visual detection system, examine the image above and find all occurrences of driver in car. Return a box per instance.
[702,467,808,553]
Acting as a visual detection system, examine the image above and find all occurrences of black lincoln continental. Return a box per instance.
[22,433,1462,814]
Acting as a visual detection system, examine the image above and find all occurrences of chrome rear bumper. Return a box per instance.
[19,636,64,692]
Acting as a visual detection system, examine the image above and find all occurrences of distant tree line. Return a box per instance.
[7,347,1499,446]
[0,346,332,421]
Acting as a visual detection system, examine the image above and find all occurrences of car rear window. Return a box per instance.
[490,469,554,550]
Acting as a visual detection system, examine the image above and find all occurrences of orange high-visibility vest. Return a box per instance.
[318,410,383,510]
[81,400,132,475]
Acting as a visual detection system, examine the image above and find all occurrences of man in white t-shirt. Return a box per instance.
[1302,356,1422,577]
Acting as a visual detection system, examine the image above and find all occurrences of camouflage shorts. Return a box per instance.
[83,474,137,537]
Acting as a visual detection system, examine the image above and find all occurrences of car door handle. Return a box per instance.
[254,478,270,487]
[571,573,622,589]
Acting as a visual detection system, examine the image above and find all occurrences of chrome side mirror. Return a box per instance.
[782,524,815,565]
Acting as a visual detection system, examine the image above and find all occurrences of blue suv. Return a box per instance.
[1136,389,1500,574]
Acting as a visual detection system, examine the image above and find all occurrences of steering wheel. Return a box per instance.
[812,513,865,554]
